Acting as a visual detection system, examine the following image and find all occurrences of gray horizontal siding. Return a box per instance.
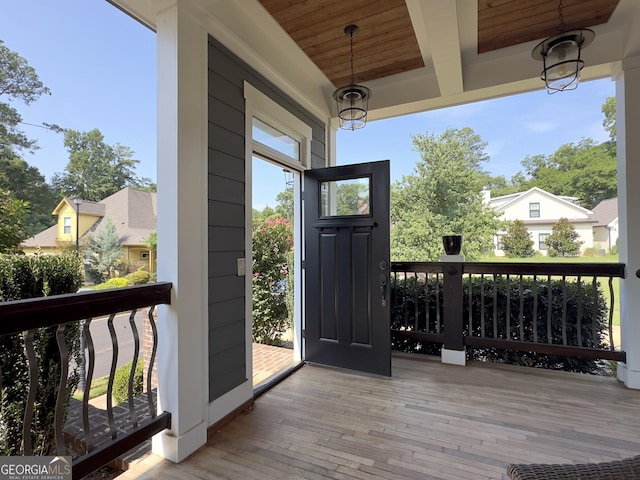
[208,35,326,402]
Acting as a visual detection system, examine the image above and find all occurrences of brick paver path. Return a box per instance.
[252,342,294,386]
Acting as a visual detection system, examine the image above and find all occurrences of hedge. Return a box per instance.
[0,253,83,455]
[391,274,609,374]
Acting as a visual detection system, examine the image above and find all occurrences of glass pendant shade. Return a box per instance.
[334,84,371,131]
[532,29,594,94]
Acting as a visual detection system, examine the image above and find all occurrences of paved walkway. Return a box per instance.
[252,342,295,386]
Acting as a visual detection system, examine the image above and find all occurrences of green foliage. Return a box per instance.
[125,270,150,285]
[391,274,608,374]
[0,252,83,455]
[547,218,583,257]
[252,217,293,345]
[51,128,153,201]
[112,360,144,405]
[0,40,51,153]
[602,96,616,143]
[519,139,616,210]
[0,188,29,253]
[94,277,131,290]
[84,218,124,283]
[391,128,504,261]
[0,156,57,235]
[502,220,534,258]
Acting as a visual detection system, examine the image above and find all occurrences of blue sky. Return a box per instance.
[3,1,614,210]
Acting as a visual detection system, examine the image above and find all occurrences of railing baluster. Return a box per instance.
[608,277,615,350]
[492,274,497,339]
[506,274,511,340]
[467,273,473,336]
[576,276,583,347]
[592,276,598,347]
[81,318,95,452]
[518,275,524,341]
[106,313,118,439]
[480,274,485,338]
[402,272,408,329]
[413,272,419,332]
[128,309,140,428]
[146,306,158,418]
[561,276,568,346]
[435,273,441,334]
[55,324,69,456]
[23,329,37,455]
[532,275,538,343]
[547,275,552,344]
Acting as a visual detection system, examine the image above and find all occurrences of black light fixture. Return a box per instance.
[531,0,594,94]
[333,24,371,130]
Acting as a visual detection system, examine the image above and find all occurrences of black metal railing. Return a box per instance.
[391,262,626,363]
[0,282,172,478]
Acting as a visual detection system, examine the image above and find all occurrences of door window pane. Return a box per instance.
[321,177,370,217]
[252,117,300,161]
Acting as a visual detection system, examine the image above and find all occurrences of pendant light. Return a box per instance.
[531,0,594,94]
[333,25,371,130]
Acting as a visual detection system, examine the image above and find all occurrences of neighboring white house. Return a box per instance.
[592,197,619,252]
[488,187,595,256]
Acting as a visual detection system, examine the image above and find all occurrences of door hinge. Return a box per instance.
[301,260,306,269]
[302,329,306,338]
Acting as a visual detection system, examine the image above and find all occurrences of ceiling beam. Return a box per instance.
[406,0,464,96]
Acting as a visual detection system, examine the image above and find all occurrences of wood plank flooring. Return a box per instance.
[119,355,640,479]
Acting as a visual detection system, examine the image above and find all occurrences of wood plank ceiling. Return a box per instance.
[259,0,619,88]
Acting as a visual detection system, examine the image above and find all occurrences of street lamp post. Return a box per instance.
[73,197,82,256]
[73,197,86,390]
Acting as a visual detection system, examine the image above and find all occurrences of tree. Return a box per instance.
[0,188,29,253]
[546,218,583,257]
[51,129,153,201]
[84,218,124,282]
[501,220,534,257]
[391,128,503,261]
[602,96,616,142]
[519,139,616,209]
[0,155,57,235]
[0,40,50,153]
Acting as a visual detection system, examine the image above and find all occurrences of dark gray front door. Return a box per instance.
[304,160,391,376]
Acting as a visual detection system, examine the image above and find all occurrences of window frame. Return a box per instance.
[63,216,72,235]
[539,233,550,250]
[529,202,540,218]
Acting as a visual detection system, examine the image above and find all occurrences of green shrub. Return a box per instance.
[391,274,608,374]
[582,247,604,257]
[0,252,83,455]
[125,270,150,285]
[112,360,144,404]
[252,217,293,345]
[94,277,131,290]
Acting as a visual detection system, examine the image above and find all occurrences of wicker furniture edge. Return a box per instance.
[507,455,640,479]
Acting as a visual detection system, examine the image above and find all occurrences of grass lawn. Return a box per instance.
[72,375,110,401]
[477,254,621,326]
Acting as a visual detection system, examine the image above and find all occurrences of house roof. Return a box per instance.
[22,188,157,248]
[489,187,593,216]
[111,0,636,122]
[591,197,618,227]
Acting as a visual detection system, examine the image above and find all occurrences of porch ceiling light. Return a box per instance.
[531,0,594,94]
[333,24,371,131]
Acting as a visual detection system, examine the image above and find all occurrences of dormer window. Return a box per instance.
[63,216,72,234]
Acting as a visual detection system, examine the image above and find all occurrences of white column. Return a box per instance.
[615,58,640,389]
[153,1,209,461]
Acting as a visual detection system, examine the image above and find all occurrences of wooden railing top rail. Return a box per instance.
[391,261,625,278]
[0,282,172,335]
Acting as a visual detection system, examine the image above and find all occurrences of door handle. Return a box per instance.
[379,273,387,307]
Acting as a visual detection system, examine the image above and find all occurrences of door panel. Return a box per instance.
[304,160,390,376]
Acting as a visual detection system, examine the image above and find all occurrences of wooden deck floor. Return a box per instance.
[119,355,640,480]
